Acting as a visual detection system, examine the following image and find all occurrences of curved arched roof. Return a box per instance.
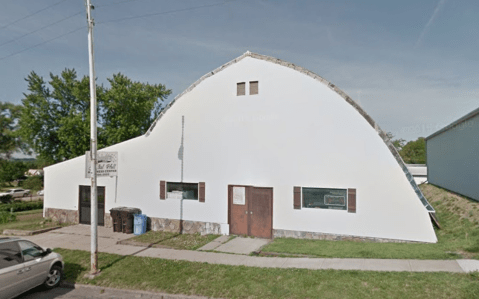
[146,51,434,213]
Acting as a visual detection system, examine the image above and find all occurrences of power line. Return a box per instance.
[95,0,144,8]
[0,26,85,62]
[98,0,237,24]
[0,0,239,62]
[0,0,69,30]
[0,10,83,48]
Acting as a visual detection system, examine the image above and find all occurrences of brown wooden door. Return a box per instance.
[228,185,273,238]
[250,187,273,238]
[228,185,249,236]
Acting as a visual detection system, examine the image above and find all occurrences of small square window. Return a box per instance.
[250,81,258,95]
[237,82,245,96]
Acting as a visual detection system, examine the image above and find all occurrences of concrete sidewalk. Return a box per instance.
[6,225,479,273]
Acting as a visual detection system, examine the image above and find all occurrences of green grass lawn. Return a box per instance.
[57,248,479,299]
[0,209,71,232]
[123,231,220,250]
[15,209,44,216]
[262,184,479,260]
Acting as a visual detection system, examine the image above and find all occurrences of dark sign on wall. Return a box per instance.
[302,188,347,210]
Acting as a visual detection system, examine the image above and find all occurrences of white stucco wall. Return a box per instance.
[44,55,437,243]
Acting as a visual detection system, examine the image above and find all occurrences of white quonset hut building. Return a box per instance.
[426,107,479,202]
[44,52,437,243]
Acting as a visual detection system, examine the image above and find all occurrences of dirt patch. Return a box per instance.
[16,212,43,221]
[117,239,176,249]
[255,251,309,258]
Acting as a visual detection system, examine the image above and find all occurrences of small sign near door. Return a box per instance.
[233,187,245,205]
[85,151,118,178]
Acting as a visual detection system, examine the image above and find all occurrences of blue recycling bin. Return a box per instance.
[133,214,147,236]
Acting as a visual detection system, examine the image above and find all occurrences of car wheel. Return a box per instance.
[44,265,62,289]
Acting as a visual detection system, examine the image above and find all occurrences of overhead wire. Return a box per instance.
[0,10,83,48]
[98,0,237,24]
[0,0,69,30]
[0,26,85,62]
[0,0,239,62]
[95,0,144,8]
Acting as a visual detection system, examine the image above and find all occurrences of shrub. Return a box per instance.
[0,211,16,224]
[0,194,12,204]
[0,200,43,213]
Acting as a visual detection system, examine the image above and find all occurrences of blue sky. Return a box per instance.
[1,0,478,142]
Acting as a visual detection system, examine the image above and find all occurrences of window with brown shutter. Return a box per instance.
[199,182,205,202]
[348,188,356,213]
[302,187,348,210]
[250,81,258,95]
[160,181,166,199]
[294,186,301,209]
[166,182,198,200]
[237,82,245,96]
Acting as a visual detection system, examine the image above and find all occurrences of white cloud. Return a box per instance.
[415,0,447,48]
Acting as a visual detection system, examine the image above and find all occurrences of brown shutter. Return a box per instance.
[160,181,166,199]
[250,81,258,95]
[348,188,356,213]
[199,182,205,202]
[237,82,245,96]
[294,186,301,209]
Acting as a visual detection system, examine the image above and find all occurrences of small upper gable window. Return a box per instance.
[250,81,258,95]
[237,82,245,96]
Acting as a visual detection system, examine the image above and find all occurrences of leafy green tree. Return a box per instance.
[399,137,426,164]
[0,160,31,183]
[19,70,93,163]
[19,69,171,163]
[102,73,168,145]
[386,132,406,151]
[22,175,43,191]
[0,102,23,159]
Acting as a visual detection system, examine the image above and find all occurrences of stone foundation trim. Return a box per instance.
[273,229,425,243]
[45,208,78,224]
[45,208,221,235]
[149,217,221,235]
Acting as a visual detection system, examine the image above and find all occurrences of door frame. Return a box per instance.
[78,185,105,226]
[228,184,273,238]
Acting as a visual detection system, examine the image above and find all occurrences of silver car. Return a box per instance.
[0,237,64,299]
[0,189,31,198]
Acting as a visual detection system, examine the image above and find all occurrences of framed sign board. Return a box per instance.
[85,151,118,178]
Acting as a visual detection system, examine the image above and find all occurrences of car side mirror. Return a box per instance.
[43,248,52,256]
